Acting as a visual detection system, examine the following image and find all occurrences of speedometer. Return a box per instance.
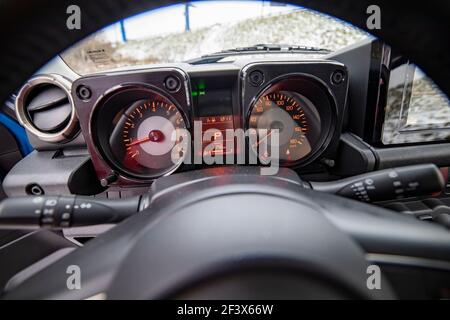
[248,90,322,164]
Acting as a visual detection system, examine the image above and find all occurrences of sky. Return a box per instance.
[102,1,299,42]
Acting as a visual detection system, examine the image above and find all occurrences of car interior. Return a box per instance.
[0,0,450,300]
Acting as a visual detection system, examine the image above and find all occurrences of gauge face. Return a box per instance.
[106,92,187,178]
[248,91,322,164]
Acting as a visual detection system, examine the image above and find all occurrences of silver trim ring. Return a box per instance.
[15,74,78,143]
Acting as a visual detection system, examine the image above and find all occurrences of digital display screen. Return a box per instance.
[196,89,233,117]
[200,115,235,156]
[191,76,236,157]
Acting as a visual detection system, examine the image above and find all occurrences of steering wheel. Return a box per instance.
[1,0,450,299]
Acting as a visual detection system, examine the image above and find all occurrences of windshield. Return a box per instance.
[60,1,368,75]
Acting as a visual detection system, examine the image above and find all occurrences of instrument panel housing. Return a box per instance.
[241,61,348,167]
[71,61,349,187]
[72,68,192,186]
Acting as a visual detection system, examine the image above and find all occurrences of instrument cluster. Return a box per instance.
[72,62,348,186]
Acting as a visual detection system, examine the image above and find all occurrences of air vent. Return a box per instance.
[15,74,78,143]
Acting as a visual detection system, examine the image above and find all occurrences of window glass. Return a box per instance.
[382,63,450,144]
[60,1,367,75]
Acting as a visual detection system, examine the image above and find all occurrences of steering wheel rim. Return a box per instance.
[3,167,400,299]
[4,167,450,299]
[105,186,392,299]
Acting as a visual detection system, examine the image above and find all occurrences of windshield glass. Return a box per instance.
[60,1,368,75]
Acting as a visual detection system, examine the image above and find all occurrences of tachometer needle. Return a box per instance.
[126,130,165,147]
[126,137,151,147]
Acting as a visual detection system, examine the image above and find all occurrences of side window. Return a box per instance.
[382,61,450,144]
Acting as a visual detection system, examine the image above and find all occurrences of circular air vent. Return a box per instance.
[15,74,78,143]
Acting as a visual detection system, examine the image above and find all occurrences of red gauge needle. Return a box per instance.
[127,137,151,147]
[126,130,165,147]
[252,130,273,148]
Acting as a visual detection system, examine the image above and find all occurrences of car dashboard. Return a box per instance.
[65,60,346,188]
[4,39,450,203]
[2,38,450,301]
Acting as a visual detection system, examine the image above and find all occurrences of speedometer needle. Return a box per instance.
[252,130,273,148]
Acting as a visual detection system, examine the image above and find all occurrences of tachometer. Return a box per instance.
[94,86,187,179]
[113,99,186,176]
